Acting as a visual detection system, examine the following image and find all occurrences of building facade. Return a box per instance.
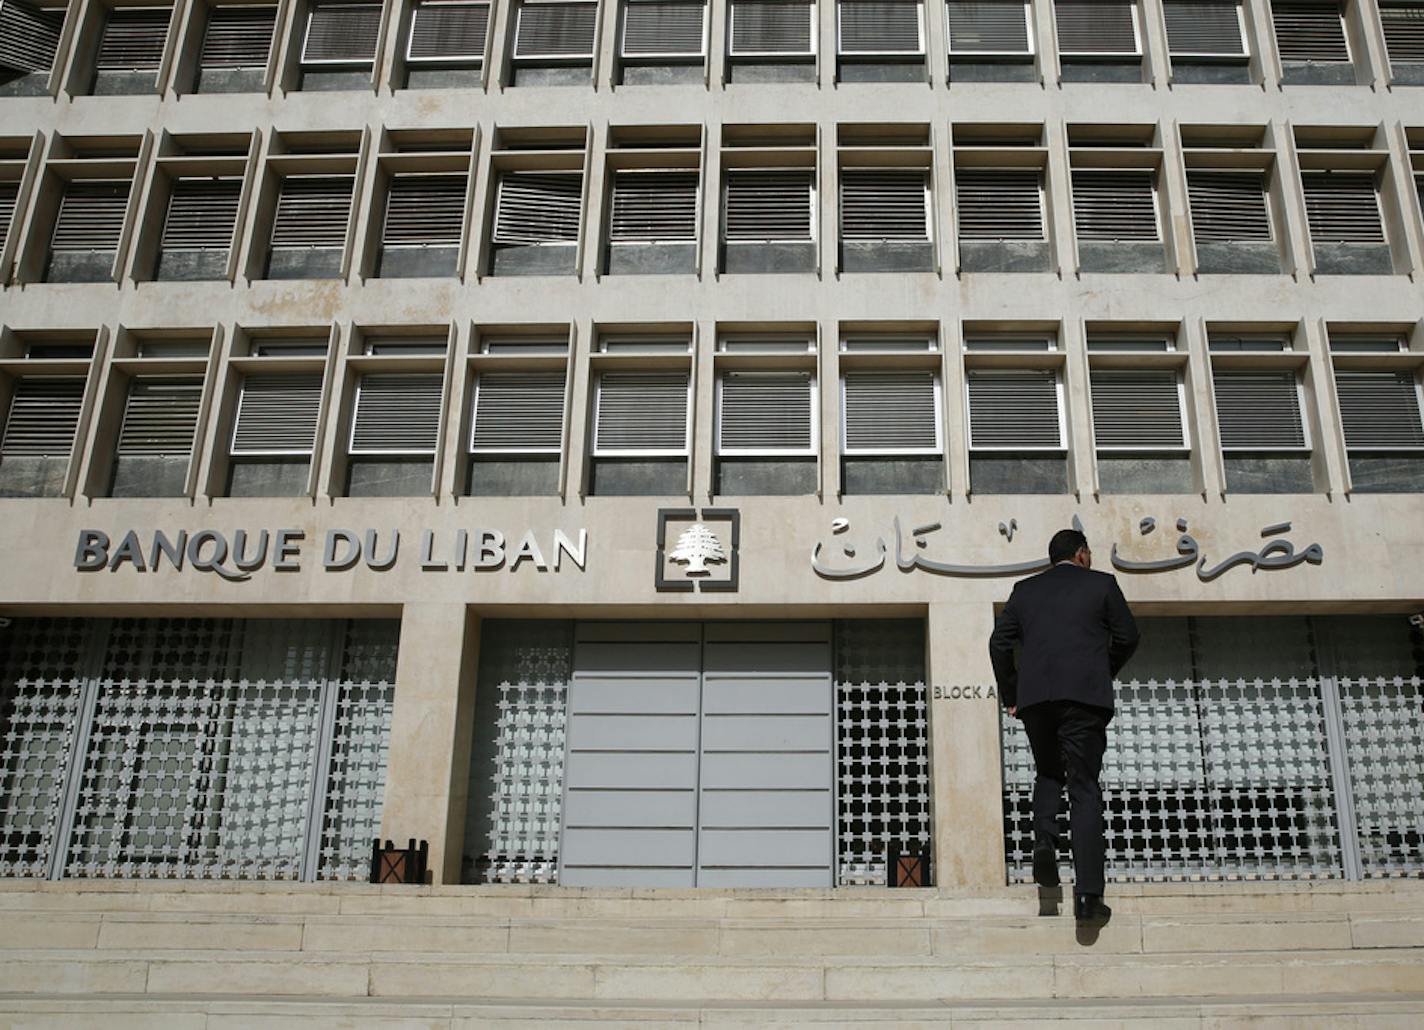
[1,0,1422,893]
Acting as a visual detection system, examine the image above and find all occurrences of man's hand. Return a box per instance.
[1007,705,1017,718]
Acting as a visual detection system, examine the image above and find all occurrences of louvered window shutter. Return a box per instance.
[270,176,354,249]
[947,1,1031,54]
[350,374,444,454]
[95,8,170,71]
[1055,0,1139,55]
[840,169,929,241]
[1072,169,1159,241]
[1163,0,1246,56]
[729,0,814,55]
[954,169,1043,240]
[1301,173,1385,244]
[1381,3,1424,63]
[0,378,85,457]
[230,374,323,455]
[718,371,814,454]
[161,178,242,252]
[1336,370,1424,450]
[0,0,64,73]
[471,371,567,452]
[967,370,1063,449]
[116,378,203,458]
[609,171,698,243]
[200,5,277,68]
[0,181,17,255]
[1090,369,1185,450]
[302,1,384,63]
[514,0,599,58]
[492,172,582,245]
[724,170,814,242]
[842,370,938,453]
[1271,1,1349,61]
[622,0,706,56]
[51,181,130,252]
[594,371,690,454]
[408,1,490,61]
[1187,171,1272,243]
[839,0,923,55]
[1213,369,1306,449]
[383,175,467,248]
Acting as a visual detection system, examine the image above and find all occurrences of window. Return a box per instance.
[954,168,1044,240]
[718,371,816,456]
[840,169,930,245]
[837,0,924,56]
[724,169,814,244]
[92,7,171,93]
[378,173,466,277]
[728,0,815,57]
[1090,367,1191,493]
[302,1,383,66]
[592,370,690,456]
[1164,0,1247,58]
[408,0,490,64]
[110,377,204,497]
[157,178,243,280]
[1379,3,1424,75]
[490,171,582,275]
[608,171,699,245]
[967,368,1067,493]
[1301,173,1385,244]
[1271,1,1350,64]
[0,180,18,255]
[266,175,354,279]
[620,0,706,58]
[1187,171,1272,245]
[0,0,65,88]
[197,5,277,90]
[47,180,130,283]
[513,0,599,60]
[1334,368,1424,491]
[1212,366,1313,492]
[0,377,86,497]
[946,0,1032,56]
[1071,169,1159,243]
[228,373,323,495]
[347,372,444,494]
[842,370,940,454]
[1054,0,1140,58]
[470,372,567,454]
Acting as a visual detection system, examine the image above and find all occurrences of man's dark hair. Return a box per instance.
[1048,528,1088,564]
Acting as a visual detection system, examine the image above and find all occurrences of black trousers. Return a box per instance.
[1019,700,1112,896]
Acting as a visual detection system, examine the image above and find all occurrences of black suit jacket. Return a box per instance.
[988,563,1139,712]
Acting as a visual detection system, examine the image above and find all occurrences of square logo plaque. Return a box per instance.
[655,508,740,593]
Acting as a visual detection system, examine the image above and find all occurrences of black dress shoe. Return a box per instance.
[1074,894,1111,922]
[1032,843,1060,887]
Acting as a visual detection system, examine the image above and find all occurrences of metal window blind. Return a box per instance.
[594,370,690,453]
[269,176,353,249]
[470,371,566,452]
[116,377,203,457]
[1301,173,1385,244]
[94,8,170,72]
[161,178,242,251]
[839,0,922,55]
[1055,0,1138,55]
[0,0,64,72]
[1381,3,1424,63]
[1334,370,1424,450]
[0,181,17,255]
[514,0,598,58]
[724,170,813,242]
[302,1,383,63]
[350,373,444,454]
[50,181,130,252]
[199,5,277,68]
[0,377,85,457]
[842,370,938,453]
[1187,171,1272,243]
[729,0,814,55]
[718,371,813,453]
[621,0,706,56]
[231,374,323,455]
[840,169,929,241]
[1213,369,1306,449]
[382,174,467,248]
[968,369,1062,449]
[492,172,582,245]
[1072,169,1159,242]
[408,1,490,61]
[954,168,1043,240]
[947,0,1030,54]
[1163,0,1245,56]
[609,171,698,243]
[1271,0,1349,61]
[1090,369,1185,449]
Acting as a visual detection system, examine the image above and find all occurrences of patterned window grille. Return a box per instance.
[1333,370,1424,452]
[382,174,467,249]
[841,370,940,454]
[407,0,490,63]
[492,172,583,246]
[1380,2,1424,65]
[0,377,86,461]
[837,0,924,56]
[302,1,384,65]
[1055,0,1140,56]
[946,0,1033,55]
[608,171,699,244]
[954,168,1044,240]
[0,0,65,74]
[717,370,816,455]
[199,5,278,70]
[1163,0,1247,57]
[161,178,243,253]
[94,7,171,72]
[50,181,131,255]
[470,371,568,453]
[1071,169,1160,242]
[513,0,599,59]
[1301,173,1386,244]
[1003,615,1424,883]
[729,0,815,56]
[1187,171,1273,244]
[840,169,930,243]
[620,0,706,57]
[1271,0,1349,62]
[724,169,815,243]
[0,617,398,881]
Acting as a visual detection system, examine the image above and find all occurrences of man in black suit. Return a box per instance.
[989,528,1139,922]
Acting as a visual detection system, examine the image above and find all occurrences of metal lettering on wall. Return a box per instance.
[73,528,589,582]
[811,515,1323,582]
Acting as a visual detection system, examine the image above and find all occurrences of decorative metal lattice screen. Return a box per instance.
[463,619,572,884]
[0,617,397,881]
[834,619,932,885]
[1002,614,1424,884]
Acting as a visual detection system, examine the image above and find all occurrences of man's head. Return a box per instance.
[1048,528,1091,569]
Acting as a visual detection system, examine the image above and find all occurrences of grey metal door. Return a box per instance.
[559,621,835,887]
